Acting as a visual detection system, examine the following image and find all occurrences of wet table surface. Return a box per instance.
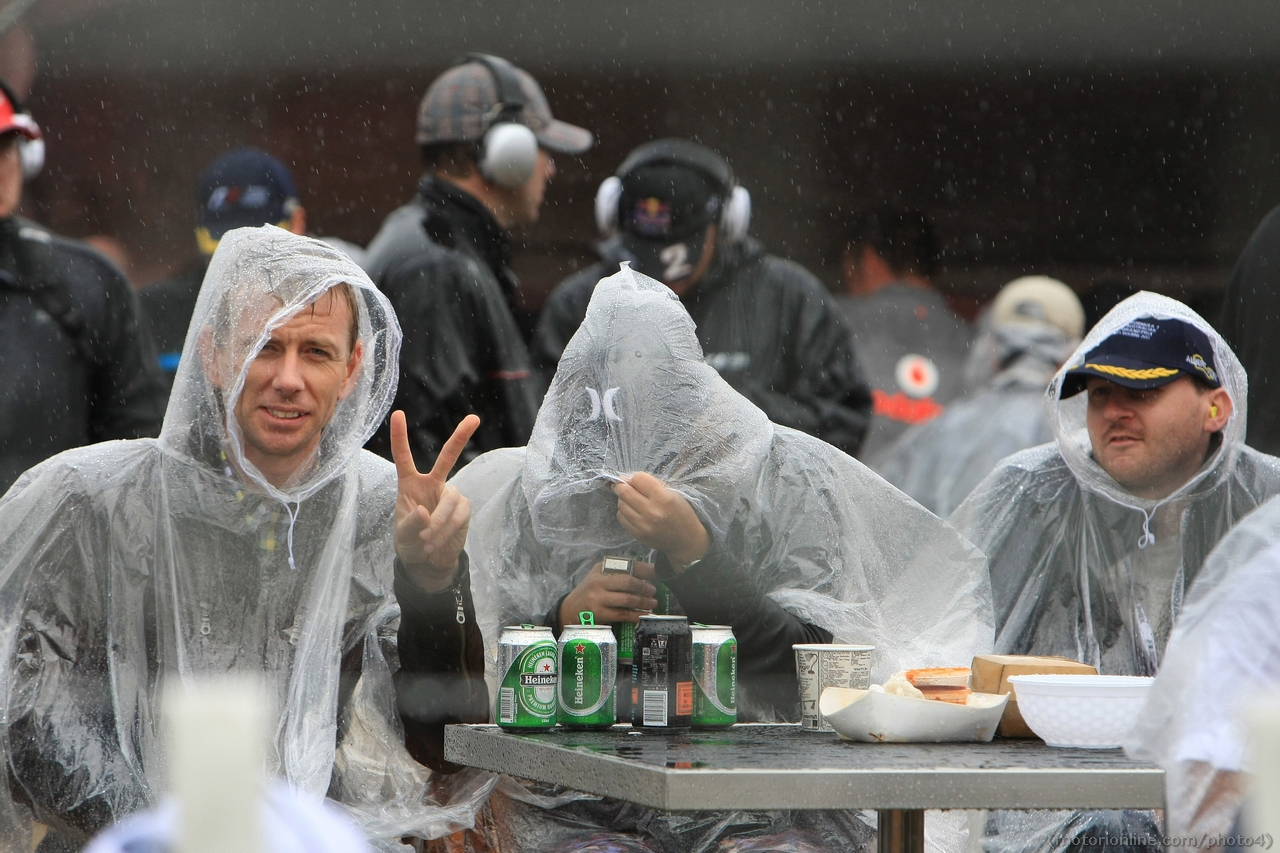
[444,723,1164,812]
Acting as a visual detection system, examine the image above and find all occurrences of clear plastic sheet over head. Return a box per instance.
[951,291,1280,677]
[457,264,994,691]
[1125,493,1280,838]
[0,226,488,850]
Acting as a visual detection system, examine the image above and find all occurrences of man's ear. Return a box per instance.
[197,326,220,389]
[338,339,364,401]
[1206,387,1232,432]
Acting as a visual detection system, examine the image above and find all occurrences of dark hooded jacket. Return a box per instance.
[0,217,165,494]
[534,237,872,457]
[1220,203,1280,456]
[362,178,541,470]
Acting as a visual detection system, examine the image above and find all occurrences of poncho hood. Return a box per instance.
[523,264,773,551]
[1046,291,1247,511]
[159,225,401,503]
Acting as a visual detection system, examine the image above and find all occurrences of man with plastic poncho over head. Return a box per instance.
[1123,491,1280,844]
[0,225,493,851]
[874,276,1084,518]
[950,292,1280,852]
[435,264,993,852]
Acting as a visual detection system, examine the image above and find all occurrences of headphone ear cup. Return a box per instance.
[19,137,44,180]
[720,185,751,242]
[595,176,623,237]
[478,122,537,189]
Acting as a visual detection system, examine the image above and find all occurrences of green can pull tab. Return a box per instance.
[579,611,596,626]
[520,623,536,629]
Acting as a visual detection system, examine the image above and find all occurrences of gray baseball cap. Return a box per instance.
[416,61,593,154]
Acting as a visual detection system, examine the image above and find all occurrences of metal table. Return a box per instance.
[445,723,1164,853]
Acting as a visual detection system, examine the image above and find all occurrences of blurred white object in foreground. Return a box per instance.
[85,676,369,853]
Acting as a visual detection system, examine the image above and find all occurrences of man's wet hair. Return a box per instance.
[845,206,939,278]
[421,142,479,178]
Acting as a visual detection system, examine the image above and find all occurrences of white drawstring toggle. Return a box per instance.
[1137,509,1155,549]
[283,500,300,570]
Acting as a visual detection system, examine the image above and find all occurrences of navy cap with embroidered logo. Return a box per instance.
[1060,315,1222,398]
[195,148,299,254]
[617,162,722,283]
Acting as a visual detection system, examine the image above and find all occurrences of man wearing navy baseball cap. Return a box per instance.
[951,294,1280,853]
[1059,313,1233,501]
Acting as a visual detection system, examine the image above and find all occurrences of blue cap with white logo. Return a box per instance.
[195,148,298,253]
[1060,315,1221,398]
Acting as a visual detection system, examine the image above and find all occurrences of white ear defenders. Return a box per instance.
[0,81,44,180]
[464,53,538,189]
[595,139,751,243]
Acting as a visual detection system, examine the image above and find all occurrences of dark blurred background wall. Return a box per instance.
[6,0,1280,321]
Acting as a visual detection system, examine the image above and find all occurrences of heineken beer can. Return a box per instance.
[632,615,693,729]
[497,625,558,731]
[691,625,737,728]
[557,613,617,729]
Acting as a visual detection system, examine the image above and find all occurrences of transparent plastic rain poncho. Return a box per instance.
[949,292,1280,853]
[450,266,993,853]
[0,226,489,851]
[1125,492,1280,839]
[873,321,1076,519]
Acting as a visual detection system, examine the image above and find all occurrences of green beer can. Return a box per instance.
[497,625,558,731]
[557,613,617,729]
[691,625,738,728]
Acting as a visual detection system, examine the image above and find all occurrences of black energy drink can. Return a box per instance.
[632,615,693,729]
[691,625,738,728]
[557,613,617,730]
[497,625,558,731]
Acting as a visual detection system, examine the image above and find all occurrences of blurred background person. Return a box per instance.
[535,138,872,456]
[875,276,1084,518]
[837,206,973,462]
[363,54,592,469]
[1219,204,1280,456]
[139,147,310,393]
[0,77,164,494]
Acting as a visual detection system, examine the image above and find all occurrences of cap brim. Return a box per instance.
[1060,357,1185,398]
[618,231,710,285]
[536,120,593,155]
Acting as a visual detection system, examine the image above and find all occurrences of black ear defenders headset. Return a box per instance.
[459,53,539,189]
[595,138,751,242]
[0,79,44,180]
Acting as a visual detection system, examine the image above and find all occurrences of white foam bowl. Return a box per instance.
[1007,674,1153,749]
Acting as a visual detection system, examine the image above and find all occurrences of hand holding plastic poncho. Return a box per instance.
[450,265,992,852]
[951,292,1280,676]
[1125,492,1280,839]
[456,265,993,695]
[0,226,487,851]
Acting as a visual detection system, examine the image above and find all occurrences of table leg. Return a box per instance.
[878,808,924,853]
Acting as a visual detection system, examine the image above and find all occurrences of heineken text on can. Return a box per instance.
[497,625,558,731]
[691,625,737,728]
[558,622,617,729]
[632,615,693,729]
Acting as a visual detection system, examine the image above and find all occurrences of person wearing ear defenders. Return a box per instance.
[534,139,873,457]
[364,54,593,471]
[0,78,165,494]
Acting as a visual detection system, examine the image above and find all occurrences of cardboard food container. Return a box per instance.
[969,655,1098,738]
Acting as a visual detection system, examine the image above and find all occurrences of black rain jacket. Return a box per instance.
[0,217,165,493]
[363,178,541,469]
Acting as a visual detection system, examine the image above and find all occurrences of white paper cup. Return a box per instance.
[794,644,874,731]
